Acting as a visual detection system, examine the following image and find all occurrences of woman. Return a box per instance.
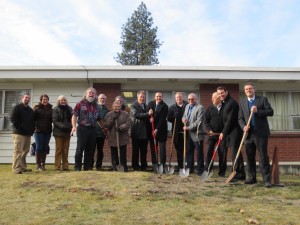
[52,95,73,171]
[33,94,53,171]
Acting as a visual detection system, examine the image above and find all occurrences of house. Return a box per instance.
[0,66,299,173]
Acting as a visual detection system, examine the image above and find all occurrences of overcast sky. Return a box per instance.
[0,0,299,67]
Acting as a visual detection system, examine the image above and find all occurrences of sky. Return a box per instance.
[0,0,299,67]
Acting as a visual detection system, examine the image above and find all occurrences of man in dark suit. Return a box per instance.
[217,86,246,182]
[148,92,169,169]
[238,82,273,188]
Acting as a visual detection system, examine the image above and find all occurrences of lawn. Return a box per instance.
[0,164,299,225]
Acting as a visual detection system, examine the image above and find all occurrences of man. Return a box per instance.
[167,92,188,171]
[10,93,35,174]
[148,92,168,169]
[93,94,109,171]
[239,82,273,187]
[182,93,205,175]
[130,90,152,171]
[217,86,246,182]
[104,100,131,172]
[115,95,130,113]
[204,92,227,177]
[71,87,102,171]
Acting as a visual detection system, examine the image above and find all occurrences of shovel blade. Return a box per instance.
[179,168,190,177]
[117,165,124,172]
[225,171,237,184]
[200,171,209,182]
[164,165,175,175]
[157,164,164,174]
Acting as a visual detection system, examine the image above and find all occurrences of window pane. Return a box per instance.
[0,91,2,113]
[4,90,28,114]
[291,92,300,115]
[266,92,289,131]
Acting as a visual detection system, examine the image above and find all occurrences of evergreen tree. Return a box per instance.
[115,2,162,65]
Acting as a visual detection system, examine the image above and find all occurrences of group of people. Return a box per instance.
[10,82,274,187]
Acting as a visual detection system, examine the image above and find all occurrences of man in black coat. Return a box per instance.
[239,82,273,187]
[10,93,35,174]
[204,92,227,177]
[167,92,188,171]
[217,86,246,182]
[148,92,169,169]
[130,90,152,171]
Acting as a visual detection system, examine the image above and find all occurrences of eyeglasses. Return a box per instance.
[188,99,195,101]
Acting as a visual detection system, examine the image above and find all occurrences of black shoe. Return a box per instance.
[219,174,225,178]
[244,179,257,184]
[22,168,32,172]
[236,174,246,180]
[230,177,238,183]
[96,167,103,171]
[264,182,272,188]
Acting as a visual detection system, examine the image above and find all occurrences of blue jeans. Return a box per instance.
[33,132,51,153]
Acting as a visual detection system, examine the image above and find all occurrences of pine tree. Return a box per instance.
[115,2,162,65]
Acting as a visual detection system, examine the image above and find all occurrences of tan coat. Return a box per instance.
[104,110,131,147]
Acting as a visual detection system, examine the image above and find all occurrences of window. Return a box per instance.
[0,90,30,130]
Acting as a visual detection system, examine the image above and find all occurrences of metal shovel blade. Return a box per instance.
[164,165,175,175]
[117,165,124,172]
[225,171,237,184]
[157,164,164,174]
[200,171,214,183]
[179,168,190,178]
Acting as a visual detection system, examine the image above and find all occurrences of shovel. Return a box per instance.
[225,111,253,184]
[115,119,124,172]
[151,116,163,174]
[165,118,176,174]
[179,122,189,177]
[200,139,221,182]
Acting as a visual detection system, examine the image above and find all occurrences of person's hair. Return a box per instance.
[216,86,227,92]
[244,82,255,88]
[82,87,97,100]
[212,92,219,98]
[39,94,49,102]
[175,92,184,97]
[98,94,106,99]
[188,93,198,100]
[137,90,146,97]
[155,92,163,97]
[112,100,121,106]
[56,95,68,106]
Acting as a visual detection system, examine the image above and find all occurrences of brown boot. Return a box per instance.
[41,152,47,171]
[36,152,43,171]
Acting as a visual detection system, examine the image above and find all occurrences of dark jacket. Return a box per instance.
[204,104,224,140]
[96,104,109,138]
[167,100,188,144]
[52,105,73,137]
[10,103,35,136]
[147,100,169,142]
[221,94,242,147]
[239,95,273,142]
[130,101,150,140]
[33,103,53,134]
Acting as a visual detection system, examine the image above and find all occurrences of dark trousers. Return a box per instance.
[111,145,127,170]
[174,133,184,169]
[75,126,96,171]
[150,139,166,166]
[93,137,105,169]
[205,138,227,176]
[245,130,271,182]
[230,145,245,178]
[131,138,148,169]
[186,133,204,175]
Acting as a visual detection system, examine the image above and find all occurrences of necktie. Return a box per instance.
[155,104,159,111]
[187,105,193,120]
[248,99,255,127]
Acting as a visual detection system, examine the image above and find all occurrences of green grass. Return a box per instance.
[0,164,299,225]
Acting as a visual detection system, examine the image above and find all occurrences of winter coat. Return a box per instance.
[52,105,73,137]
[10,103,35,136]
[33,103,53,134]
[104,110,131,147]
[130,101,150,140]
[147,100,169,142]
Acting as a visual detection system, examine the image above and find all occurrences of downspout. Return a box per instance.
[81,65,90,87]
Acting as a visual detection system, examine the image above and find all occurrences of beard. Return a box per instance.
[86,96,94,103]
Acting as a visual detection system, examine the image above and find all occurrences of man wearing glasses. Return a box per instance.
[182,93,205,176]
